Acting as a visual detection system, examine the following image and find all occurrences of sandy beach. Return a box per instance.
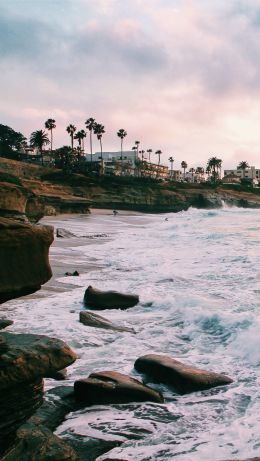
[33,209,144,298]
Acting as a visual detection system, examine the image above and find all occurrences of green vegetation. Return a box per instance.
[45,119,56,153]
[0,172,22,185]
[30,130,50,166]
[0,124,26,158]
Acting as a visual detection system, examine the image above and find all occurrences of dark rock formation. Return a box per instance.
[74,370,164,405]
[0,218,53,303]
[46,368,68,380]
[56,227,77,238]
[0,319,13,330]
[134,354,233,394]
[0,332,77,456]
[79,311,136,333]
[29,386,122,461]
[0,332,77,388]
[25,195,45,223]
[83,285,139,310]
[1,422,80,461]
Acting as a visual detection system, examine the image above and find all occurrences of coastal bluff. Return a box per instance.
[0,212,79,459]
[0,217,53,303]
[1,157,260,218]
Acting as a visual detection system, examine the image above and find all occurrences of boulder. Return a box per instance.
[0,332,77,455]
[0,332,77,390]
[0,218,53,303]
[74,370,163,405]
[56,227,77,238]
[83,286,139,310]
[134,354,233,394]
[46,368,68,380]
[79,311,136,334]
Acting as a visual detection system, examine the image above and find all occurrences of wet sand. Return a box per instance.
[30,208,148,299]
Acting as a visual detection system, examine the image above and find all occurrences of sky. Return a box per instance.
[1,0,260,170]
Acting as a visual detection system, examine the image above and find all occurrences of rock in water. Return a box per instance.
[0,332,77,456]
[2,422,80,461]
[79,311,136,333]
[0,319,13,330]
[56,227,76,238]
[134,354,233,394]
[83,285,139,310]
[74,370,164,405]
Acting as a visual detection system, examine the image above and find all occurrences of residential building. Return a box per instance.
[88,151,169,179]
[222,173,241,184]
[169,169,182,181]
[224,166,260,180]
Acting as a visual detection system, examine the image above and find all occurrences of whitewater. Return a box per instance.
[6,206,260,460]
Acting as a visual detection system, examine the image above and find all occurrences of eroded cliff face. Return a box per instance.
[1,157,260,216]
[0,333,77,457]
[0,213,79,458]
[0,218,53,303]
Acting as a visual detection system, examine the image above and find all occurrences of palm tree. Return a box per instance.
[237,161,249,179]
[206,165,211,180]
[85,118,96,163]
[30,130,50,166]
[168,156,174,179]
[147,149,152,162]
[66,124,77,150]
[74,130,87,153]
[181,161,188,180]
[135,141,140,159]
[196,167,204,182]
[45,119,56,154]
[216,158,222,179]
[140,150,145,161]
[207,157,221,183]
[155,150,162,165]
[94,123,105,161]
[117,129,127,161]
[189,167,195,182]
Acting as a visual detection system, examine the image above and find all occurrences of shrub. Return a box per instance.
[0,172,22,185]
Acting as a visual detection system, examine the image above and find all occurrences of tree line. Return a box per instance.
[0,121,252,182]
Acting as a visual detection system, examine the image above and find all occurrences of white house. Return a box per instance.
[224,166,260,180]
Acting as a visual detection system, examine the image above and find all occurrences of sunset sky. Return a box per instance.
[1,0,260,169]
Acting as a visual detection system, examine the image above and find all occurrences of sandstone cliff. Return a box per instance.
[0,218,53,303]
[1,157,260,216]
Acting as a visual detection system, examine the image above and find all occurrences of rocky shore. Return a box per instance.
[1,157,260,220]
[0,163,259,460]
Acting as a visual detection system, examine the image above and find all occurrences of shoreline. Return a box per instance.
[34,209,148,299]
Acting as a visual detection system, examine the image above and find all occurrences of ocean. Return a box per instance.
[6,206,260,460]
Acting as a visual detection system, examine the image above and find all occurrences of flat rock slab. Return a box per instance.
[84,285,139,310]
[79,311,135,333]
[56,227,77,238]
[134,354,233,394]
[74,370,164,405]
[0,332,77,390]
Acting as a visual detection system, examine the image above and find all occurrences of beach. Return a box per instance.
[4,207,260,461]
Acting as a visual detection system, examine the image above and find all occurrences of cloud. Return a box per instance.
[1,0,260,169]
